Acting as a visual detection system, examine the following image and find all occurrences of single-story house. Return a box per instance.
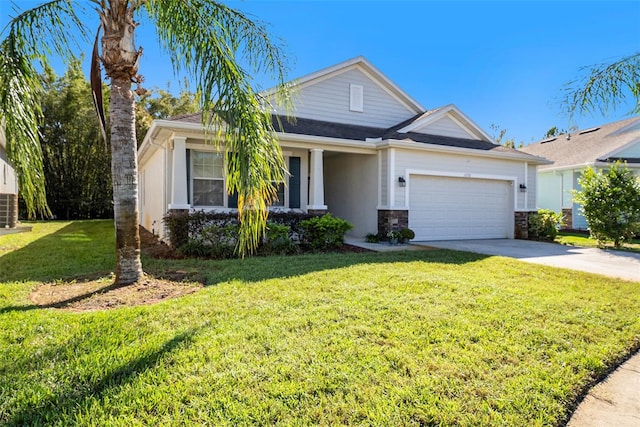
[520,117,640,229]
[0,127,19,229]
[138,56,549,241]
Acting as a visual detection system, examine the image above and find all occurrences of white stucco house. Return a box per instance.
[138,56,549,241]
[0,127,19,229]
[520,117,640,229]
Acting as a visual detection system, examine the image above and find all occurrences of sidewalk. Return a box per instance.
[567,350,640,426]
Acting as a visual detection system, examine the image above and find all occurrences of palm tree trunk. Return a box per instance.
[109,77,143,285]
[99,0,143,285]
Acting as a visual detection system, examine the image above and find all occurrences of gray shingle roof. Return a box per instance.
[520,117,640,170]
[168,112,539,157]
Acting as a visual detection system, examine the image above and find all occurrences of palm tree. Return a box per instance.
[0,0,291,285]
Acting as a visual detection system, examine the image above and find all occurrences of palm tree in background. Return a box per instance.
[0,0,291,285]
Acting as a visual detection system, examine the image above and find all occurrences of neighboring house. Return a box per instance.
[138,56,549,241]
[0,127,19,228]
[520,117,640,229]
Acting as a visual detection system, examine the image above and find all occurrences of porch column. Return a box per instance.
[169,136,190,210]
[307,148,327,212]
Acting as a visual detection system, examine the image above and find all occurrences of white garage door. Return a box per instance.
[409,175,512,241]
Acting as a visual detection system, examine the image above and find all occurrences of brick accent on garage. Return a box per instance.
[561,208,573,229]
[0,193,18,228]
[514,211,537,240]
[378,209,409,236]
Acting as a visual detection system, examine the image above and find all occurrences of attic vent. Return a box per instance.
[541,137,556,144]
[579,127,600,135]
[349,84,364,112]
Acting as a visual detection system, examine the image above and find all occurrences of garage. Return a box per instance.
[408,175,513,241]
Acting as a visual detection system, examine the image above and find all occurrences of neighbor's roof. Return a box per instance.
[520,116,640,171]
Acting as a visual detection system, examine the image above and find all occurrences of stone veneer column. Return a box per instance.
[561,208,573,229]
[377,209,409,236]
[514,211,537,240]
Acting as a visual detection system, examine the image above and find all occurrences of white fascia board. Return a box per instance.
[538,161,640,173]
[607,117,640,136]
[381,139,553,165]
[398,104,493,142]
[276,132,377,154]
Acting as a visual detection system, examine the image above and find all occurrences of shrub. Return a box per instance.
[528,209,564,241]
[573,162,640,248]
[398,228,415,242]
[260,222,298,255]
[300,213,353,250]
[365,233,381,243]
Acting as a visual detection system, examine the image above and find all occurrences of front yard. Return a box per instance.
[1,221,639,426]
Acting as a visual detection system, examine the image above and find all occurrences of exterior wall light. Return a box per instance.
[519,183,527,192]
[398,176,406,187]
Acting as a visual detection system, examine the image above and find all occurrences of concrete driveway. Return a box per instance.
[417,239,640,282]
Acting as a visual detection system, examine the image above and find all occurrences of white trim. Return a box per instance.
[397,104,494,142]
[540,160,640,173]
[377,151,382,207]
[524,162,528,210]
[388,148,395,208]
[168,204,191,210]
[382,139,551,165]
[597,137,640,160]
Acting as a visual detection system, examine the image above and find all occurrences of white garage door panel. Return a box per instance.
[409,176,511,241]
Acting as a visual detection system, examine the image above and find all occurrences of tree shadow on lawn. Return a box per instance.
[0,221,489,313]
[0,221,114,283]
[3,326,201,426]
[146,247,490,288]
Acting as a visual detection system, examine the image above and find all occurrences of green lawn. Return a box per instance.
[556,231,640,253]
[1,221,639,426]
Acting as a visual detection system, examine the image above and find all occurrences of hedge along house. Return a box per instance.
[0,127,19,229]
[520,116,640,230]
[138,56,550,241]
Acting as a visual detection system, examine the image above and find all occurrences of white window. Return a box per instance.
[192,151,224,206]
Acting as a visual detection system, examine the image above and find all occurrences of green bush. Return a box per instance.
[300,213,353,250]
[573,162,640,248]
[260,223,298,255]
[365,233,381,243]
[398,228,415,242]
[528,209,563,241]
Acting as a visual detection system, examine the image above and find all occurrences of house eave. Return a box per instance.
[539,160,640,173]
[382,139,552,164]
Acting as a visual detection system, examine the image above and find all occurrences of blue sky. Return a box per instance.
[2,0,639,145]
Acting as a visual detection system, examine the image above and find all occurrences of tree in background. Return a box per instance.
[39,59,113,220]
[563,52,640,118]
[135,84,199,147]
[573,162,640,248]
[0,1,291,285]
[489,124,520,148]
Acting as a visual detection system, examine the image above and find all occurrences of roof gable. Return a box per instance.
[520,116,640,170]
[396,104,493,142]
[269,56,423,128]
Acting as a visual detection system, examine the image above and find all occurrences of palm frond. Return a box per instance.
[0,0,89,217]
[562,52,640,118]
[146,0,293,255]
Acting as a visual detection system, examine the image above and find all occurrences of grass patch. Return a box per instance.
[556,231,640,253]
[1,221,639,426]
